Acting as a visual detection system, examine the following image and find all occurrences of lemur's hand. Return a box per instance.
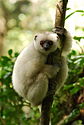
[52,26,66,37]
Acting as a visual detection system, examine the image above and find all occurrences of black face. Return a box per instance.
[40,40,53,51]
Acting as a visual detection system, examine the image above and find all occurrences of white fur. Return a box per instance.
[12,31,72,106]
[62,30,72,56]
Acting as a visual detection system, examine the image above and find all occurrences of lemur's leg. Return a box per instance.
[27,73,48,106]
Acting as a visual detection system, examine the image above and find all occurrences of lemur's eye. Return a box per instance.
[40,40,45,45]
[40,40,53,47]
[49,40,53,45]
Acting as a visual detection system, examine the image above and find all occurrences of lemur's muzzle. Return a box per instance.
[43,40,53,51]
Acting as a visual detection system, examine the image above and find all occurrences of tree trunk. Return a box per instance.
[39,0,68,125]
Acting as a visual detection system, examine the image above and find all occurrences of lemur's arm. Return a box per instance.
[52,27,72,56]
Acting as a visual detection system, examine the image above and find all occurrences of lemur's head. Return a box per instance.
[34,32,60,55]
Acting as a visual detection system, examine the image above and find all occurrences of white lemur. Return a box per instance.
[12,29,72,106]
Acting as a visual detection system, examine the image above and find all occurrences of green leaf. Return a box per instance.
[2,56,11,61]
[8,49,13,56]
[64,84,73,90]
[70,50,77,56]
[66,8,71,10]
[65,10,84,20]
[79,103,84,109]
[74,36,84,41]
[70,86,81,95]
[14,52,19,57]
[79,78,84,87]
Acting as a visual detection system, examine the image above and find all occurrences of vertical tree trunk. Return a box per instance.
[39,0,68,125]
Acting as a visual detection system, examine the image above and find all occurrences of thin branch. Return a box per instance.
[39,0,68,125]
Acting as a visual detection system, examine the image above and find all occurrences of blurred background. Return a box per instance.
[0,0,84,56]
[0,0,84,125]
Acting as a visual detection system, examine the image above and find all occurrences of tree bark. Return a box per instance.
[39,0,68,125]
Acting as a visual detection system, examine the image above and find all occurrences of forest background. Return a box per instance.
[0,0,84,125]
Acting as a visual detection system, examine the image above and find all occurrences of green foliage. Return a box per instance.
[0,0,84,124]
[64,52,84,95]
[51,50,84,125]
[0,50,84,125]
[73,36,84,42]
[0,50,40,125]
[66,10,84,20]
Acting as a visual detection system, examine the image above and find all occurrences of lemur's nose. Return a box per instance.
[43,40,53,51]
[44,42,50,49]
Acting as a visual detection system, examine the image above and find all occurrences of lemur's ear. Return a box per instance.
[34,35,38,40]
